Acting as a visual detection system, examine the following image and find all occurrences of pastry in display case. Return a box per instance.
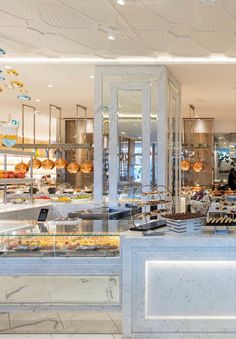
[130,184,173,227]
[0,220,121,257]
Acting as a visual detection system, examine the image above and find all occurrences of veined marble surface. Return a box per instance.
[0,276,119,304]
[122,230,236,339]
[0,311,122,335]
[0,201,96,220]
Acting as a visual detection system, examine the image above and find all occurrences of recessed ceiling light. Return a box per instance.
[117,0,125,5]
[121,131,126,135]
[48,84,53,88]
[107,28,116,41]
[90,75,95,79]
[35,98,40,102]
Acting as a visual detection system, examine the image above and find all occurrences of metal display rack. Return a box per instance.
[0,149,34,204]
[130,184,173,227]
[14,104,93,151]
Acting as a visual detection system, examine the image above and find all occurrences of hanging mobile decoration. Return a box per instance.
[5,83,14,89]
[0,48,32,102]
[11,80,24,88]
[17,94,31,101]
[7,68,19,76]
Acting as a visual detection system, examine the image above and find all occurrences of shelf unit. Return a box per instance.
[0,149,35,204]
[130,184,173,227]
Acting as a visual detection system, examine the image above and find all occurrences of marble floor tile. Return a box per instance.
[3,277,50,302]
[58,312,111,321]
[107,312,122,332]
[57,319,119,334]
[0,336,119,339]
[4,312,63,334]
[45,276,119,303]
[58,311,120,333]
[52,335,115,339]
[0,336,52,339]
[0,312,10,331]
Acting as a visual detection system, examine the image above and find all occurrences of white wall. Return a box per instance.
[1,107,57,142]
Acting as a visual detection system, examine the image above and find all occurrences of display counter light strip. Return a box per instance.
[0,56,235,64]
[145,260,236,320]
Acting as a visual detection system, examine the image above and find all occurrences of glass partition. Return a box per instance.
[118,89,143,196]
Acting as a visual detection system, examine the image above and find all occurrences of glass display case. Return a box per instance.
[182,118,214,187]
[0,219,128,257]
[214,133,236,185]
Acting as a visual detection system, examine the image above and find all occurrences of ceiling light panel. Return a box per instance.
[117,0,125,5]
[0,56,235,64]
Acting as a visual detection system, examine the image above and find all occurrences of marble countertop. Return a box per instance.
[0,200,95,213]
[122,229,236,249]
[0,202,51,213]
[124,228,236,238]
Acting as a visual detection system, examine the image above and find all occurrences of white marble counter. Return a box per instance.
[0,200,96,220]
[122,230,236,339]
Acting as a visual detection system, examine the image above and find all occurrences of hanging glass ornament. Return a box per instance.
[11,80,24,88]
[5,83,14,89]
[7,69,19,76]
[17,94,31,101]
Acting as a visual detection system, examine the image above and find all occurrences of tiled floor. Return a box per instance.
[0,312,122,336]
[0,336,122,339]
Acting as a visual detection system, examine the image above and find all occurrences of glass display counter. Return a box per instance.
[0,219,128,257]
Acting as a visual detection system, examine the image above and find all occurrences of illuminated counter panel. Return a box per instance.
[146,261,236,319]
[122,231,236,339]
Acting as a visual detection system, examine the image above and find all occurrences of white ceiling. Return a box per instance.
[0,0,235,133]
[0,63,235,122]
[0,0,235,58]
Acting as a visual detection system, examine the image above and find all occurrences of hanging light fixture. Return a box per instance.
[182,105,204,173]
[107,28,116,41]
